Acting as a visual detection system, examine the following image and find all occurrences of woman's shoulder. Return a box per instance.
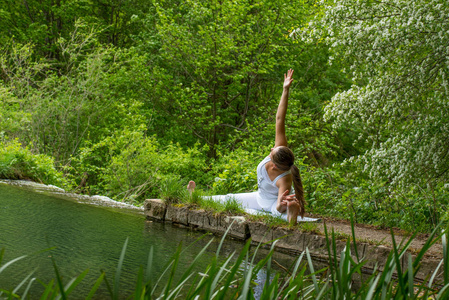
[274,171,292,187]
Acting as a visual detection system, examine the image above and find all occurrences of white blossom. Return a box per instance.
[299,0,449,189]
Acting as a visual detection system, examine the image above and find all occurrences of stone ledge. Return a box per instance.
[144,199,443,283]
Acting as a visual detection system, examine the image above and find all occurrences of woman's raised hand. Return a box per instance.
[283,69,294,90]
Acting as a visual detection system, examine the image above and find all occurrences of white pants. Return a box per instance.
[206,192,288,220]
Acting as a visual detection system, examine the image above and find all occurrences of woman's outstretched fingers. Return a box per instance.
[283,69,294,89]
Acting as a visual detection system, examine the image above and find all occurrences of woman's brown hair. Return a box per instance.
[272,146,305,218]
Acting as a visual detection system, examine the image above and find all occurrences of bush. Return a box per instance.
[210,148,261,195]
[0,139,65,187]
[68,128,211,203]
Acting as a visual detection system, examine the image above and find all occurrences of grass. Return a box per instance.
[158,178,246,215]
[2,220,449,299]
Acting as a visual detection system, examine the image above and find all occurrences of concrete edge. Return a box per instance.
[144,199,442,283]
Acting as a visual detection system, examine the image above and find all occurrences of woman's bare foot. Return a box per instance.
[286,200,300,225]
[187,181,196,194]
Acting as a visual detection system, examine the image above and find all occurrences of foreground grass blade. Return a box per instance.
[12,271,34,295]
[57,269,89,299]
[85,272,105,300]
[114,237,129,300]
[50,253,67,300]
[21,277,36,299]
[443,231,448,284]
[0,255,27,274]
[216,240,252,299]
[216,219,236,257]
[306,248,319,295]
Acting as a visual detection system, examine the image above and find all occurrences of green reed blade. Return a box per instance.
[151,233,211,297]
[62,269,89,298]
[178,238,215,285]
[210,252,235,294]
[166,273,194,299]
[412,224,442,272]
[323,223,336,294]
[216,219,236,257]
[238,263,253,300]
[39,278,55,300]
[437,284,449,298]
[390,228,406,297]
[314,281,330,300]
[49,253,66,300]
[306,248,319,295]
[217,240,251,299]
[162,242,183,299]
[280,251,305,293]
[85,272,104,300]
[350,214,360,263]
[134,266,144,299]
[0,289,19,299]
[407,253,414,298]
[113,237,128,300]
[12,271,34,295]
[0,255,27,274]
[145,246,153,283]
[364,274,381,300]
[429,259,444,289]
[20,277,36,299]
[443,232,448,284]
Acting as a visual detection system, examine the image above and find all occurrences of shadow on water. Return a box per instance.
[0,181,297,299]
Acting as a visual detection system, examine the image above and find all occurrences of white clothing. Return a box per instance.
[206,156,291,219]
[204,156,320,223]
[256,156,291,211]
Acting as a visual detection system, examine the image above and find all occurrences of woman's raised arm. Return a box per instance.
[275,69,294,147]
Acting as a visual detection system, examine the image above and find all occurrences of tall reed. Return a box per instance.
[1,220,449,299]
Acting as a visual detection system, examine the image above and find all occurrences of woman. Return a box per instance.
[188,69,305,224]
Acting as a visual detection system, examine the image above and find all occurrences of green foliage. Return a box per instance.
[139,0,344,158]
[68,128,210,203]
[0,86,29,138]
[0,0,151,57]
[159,176,188,205]
[1,0,446,234]
[301,162,449,232]
[0,24,153,163]
[210,148,260,194]
[0,139,65,187]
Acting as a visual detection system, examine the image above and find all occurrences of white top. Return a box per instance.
[256,156,291,210]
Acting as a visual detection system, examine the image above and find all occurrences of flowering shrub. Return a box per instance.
[295,0,449,190]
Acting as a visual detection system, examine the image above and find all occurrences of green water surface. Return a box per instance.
[0,183,266,298]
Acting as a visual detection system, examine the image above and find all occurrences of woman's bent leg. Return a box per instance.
[227,192,261,210]
[204,192,261,212]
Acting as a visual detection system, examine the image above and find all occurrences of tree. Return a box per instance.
[143,0,309,157]
[298,0,449,189]
[0,23,151,163]
[0,0,150,58]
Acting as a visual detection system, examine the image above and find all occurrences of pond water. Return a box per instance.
[0,182,295,298]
